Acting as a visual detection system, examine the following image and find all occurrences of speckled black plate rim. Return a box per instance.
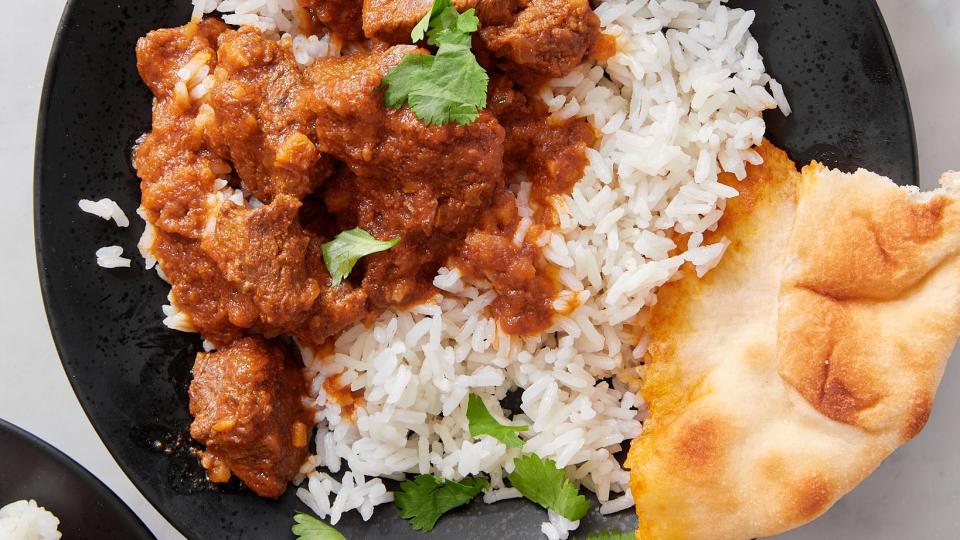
[868,0,919,180]
[31,0,166,538]
[31,1,919,539]
[0,418,155,539]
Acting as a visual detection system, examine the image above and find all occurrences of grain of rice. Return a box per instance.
[95,245,131,269]
[78,198,129,227]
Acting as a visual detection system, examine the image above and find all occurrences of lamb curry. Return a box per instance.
[135,0,603,497]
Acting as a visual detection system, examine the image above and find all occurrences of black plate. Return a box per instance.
[34,1,917,539]
[0,419,153,539]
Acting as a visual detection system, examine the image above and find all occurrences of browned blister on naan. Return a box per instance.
[626,141,960,540]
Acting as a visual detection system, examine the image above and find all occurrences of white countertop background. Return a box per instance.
[1,1,958,539]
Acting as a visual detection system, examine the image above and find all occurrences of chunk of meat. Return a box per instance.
[135,103,223,238]
[306,46,506,206]
[378,110,506,216]
[147,185,368,347]
[201,194,369,342]
[201,195,321,331]
[318,150,505,309]
[488,75,596,204]
[362,0,518,43]
[293,236,375,342]
[454,191,556,335]
[479,0,599,79]
[321,171,448,307]
[152,230,257,345]
[304,45,418,168]
[299,0,365,41]
[136,19,227,99]
[472,0,521,26]
[201,28,335,202]
[188,337,314,498]
[135,19,232,238]
[362,0,436,44]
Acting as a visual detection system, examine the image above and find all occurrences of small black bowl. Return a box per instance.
[0,419,153,540]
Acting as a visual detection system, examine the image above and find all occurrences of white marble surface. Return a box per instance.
[1,1,958,539]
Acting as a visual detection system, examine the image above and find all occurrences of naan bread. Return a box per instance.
[625,141,960,540]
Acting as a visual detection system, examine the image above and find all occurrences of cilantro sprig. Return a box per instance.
[467,394,528,448]
[395,474,490,532]
[379,0,489,126]
[291,512,345,540]
[507,454,591,521]
[321,228,400,286]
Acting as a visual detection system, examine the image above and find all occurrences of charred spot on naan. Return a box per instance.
[778,288,885,428]
[663,413,735,480]
[900,392,934,441]
[758,453,835,525]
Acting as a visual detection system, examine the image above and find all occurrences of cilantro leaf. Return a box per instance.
[378,0,488,125]
[507,454,591,521]
[395,474,490,532]
[291,513,346,540]
[411,0,446,43]
[321,228,400,286]
[381,53,435,108]
[467,394,528,448]
[430,40,488,102]
[398,39,488,126]
[427,6,478,47]
[456,8,479,33]
[581,531,634,540]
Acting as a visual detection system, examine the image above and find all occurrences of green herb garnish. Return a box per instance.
[321,228,400,286]
[291,512,346,540]
[410,0,446,42]
[581,531,634,540]
[467,394,528,448]
[378,0,489,126]
[507,454,591,521]
[395,474,489,532]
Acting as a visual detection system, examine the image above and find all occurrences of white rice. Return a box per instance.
[162,299,196,333]
[294,471,394,525]
[95,245,131,269]
[290,34,343,65]
[192,0,305,39]
[0,500,61,540]
[174,51,215,105]
[135,207,157,270]
[78,198,129,227]
[541,509,580,540]
[599,487,635,515]
[123,0,789,535]
[193,0,344,65]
